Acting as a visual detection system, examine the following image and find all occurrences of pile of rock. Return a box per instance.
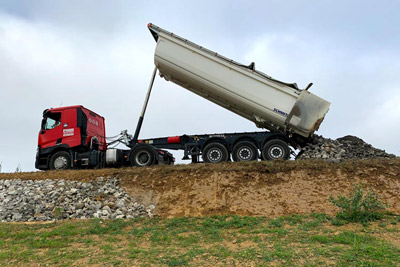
[0,177,155,222]
[296,135,396,161]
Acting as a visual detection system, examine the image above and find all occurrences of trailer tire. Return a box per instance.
[232,141,258,162]
[202,143,229,163]
[49,151,71,170]
[262,139,290,160]
[130,146,156,167]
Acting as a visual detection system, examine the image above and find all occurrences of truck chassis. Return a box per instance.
[137,131,292,164]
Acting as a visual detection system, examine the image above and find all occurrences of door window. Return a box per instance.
[43,112,61,130]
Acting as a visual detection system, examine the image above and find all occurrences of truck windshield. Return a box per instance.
[42,112,61,130]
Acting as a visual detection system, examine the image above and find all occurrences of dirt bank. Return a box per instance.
[1,159,400,217]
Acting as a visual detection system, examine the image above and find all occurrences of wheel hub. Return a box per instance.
[136,151,150,166]
[238,147,252,160]
[208,149,222,162]
[54,156,68,170]
[269,146,283,159]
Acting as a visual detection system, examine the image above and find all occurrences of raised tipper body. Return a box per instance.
[148,23,330,138]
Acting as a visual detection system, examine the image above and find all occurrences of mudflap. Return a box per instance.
[157,149,175,165]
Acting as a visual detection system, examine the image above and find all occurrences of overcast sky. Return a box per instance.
[0,1,399,172]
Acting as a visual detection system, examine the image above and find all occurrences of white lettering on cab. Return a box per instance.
[63,128,74,137]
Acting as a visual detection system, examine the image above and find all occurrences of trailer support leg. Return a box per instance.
[133,66,158,142]
[191,155,198,164]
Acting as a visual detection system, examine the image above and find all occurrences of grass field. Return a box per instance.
[1,214,399,266]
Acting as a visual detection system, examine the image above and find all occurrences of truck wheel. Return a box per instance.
[232,141,258,162]
[49,151,71,170]
[130,146,156,167]
[262,139,290,160]
[202,143,229,163]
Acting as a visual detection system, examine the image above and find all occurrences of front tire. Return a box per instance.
[262,139,290,160]
[130,146,156,167]
[49,151,71,170]
[202,143,229,163]
[232,141,258,162]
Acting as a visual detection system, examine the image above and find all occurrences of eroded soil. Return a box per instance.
[1,159,400,217]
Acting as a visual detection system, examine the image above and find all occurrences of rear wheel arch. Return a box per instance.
[201,138,228,151]
[262,135,290,149]
[232,137,258,150]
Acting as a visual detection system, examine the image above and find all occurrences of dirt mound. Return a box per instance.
[297,135,396,161]
[336,135,365,144]
[1,159,400,218]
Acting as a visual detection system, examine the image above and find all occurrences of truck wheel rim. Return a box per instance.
[54,156,68,169]
[238,147,252,160]
[136,151,151,166]
[269,146,284,159]
[208,148,222,162]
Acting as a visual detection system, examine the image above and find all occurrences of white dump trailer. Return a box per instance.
[148,23,330,138]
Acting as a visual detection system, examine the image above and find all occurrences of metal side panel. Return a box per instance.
[154,34,299,132]
[148,23,302,91]
[286,90,331,136]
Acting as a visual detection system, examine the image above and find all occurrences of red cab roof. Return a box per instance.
[46,105,105,119]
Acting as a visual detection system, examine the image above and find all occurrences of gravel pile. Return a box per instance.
[0,177,155,222]
[296,135,396,162]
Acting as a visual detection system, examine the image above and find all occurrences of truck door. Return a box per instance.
[39,111,63,149]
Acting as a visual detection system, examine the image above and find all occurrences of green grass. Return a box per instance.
[0,215,399,266]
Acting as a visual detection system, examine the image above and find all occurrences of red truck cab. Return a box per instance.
[36,105,106,170]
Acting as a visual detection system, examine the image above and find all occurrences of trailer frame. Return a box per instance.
[138,130,292,163]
